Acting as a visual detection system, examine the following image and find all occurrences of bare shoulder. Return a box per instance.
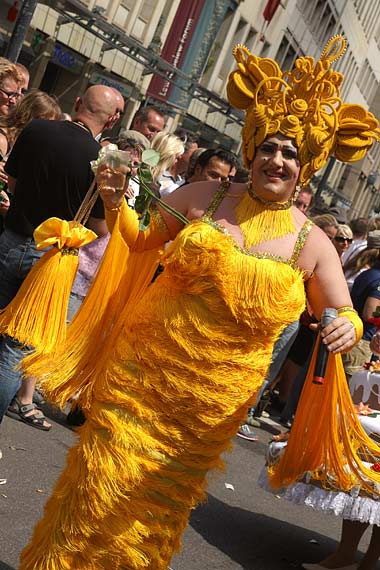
[300,221,340,270]
[184,181,246,219]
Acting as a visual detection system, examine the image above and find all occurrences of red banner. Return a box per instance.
[147,0,205,101]
[263,0,281,22]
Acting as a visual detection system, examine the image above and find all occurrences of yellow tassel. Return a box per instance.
[235,192,296,247]
[22,214,162,408]
[0,218,96,352]
[268,340,380,495]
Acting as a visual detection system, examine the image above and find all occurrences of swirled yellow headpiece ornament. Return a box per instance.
[227,35,380,187]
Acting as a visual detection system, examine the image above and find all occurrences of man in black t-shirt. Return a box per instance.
[0,85,123,429]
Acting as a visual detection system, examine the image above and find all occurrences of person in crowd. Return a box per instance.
[311,213,339,240]
[0,89,61,159]
[342,217,369,265]
[0,89,61,235]
[175,128,199,166]
[293,184,313,214]
[152,132,184,197]
[0,59,23,201]
[18,38,374,570]
[344,232,380,291]
[100,129,149,207]
[158,129,198,196]
[332,223,353,261]
[15,62,29,94]
[185,147,206,181]
[341,230,380,381]
[131,104,165,140]
[0,85,120,431]
[186,147,236,184]
[0,60,23,120]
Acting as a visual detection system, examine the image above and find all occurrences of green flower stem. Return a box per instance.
[131,175,189,226]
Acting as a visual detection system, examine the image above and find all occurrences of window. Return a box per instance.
[275,34,298,71]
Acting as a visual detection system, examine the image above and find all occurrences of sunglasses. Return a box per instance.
[334,236,353,243]
[258,141,298,161]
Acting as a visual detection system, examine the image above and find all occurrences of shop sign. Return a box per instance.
[52,43,84,74]
[90,71,132,98]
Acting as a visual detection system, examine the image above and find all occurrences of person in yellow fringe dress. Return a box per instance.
[19,36,380,570]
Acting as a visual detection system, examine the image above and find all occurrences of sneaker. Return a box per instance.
[246,416,261,427]
[237,424,258,441]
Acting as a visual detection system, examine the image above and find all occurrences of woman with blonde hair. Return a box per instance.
[150,131,185,195]
[333,224,353,260]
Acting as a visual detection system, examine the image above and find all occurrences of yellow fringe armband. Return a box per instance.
[337,306,363,352]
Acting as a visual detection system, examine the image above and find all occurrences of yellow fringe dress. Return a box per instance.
[20,193,310,570]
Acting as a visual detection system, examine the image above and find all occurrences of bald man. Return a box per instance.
[0,85,117,429]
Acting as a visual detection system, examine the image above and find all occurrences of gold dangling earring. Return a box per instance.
[292,185,301,203]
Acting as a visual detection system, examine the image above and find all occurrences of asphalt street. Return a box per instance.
[0,407,378,570]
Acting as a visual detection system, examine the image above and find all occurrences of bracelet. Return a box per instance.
[337,306,358,315]
[104,203,123,212]
[337,308,363,351]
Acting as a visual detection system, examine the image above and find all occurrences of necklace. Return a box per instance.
[247,183,295,210]
[235,186,297,247]
[72,120,94,138]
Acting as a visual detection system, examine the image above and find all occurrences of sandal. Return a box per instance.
[6,397,51,431]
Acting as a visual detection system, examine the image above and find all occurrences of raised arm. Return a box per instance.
[98,167,191,251]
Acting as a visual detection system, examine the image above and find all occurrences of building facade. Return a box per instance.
[1,0,380,217]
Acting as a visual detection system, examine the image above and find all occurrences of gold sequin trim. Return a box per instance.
[198,217,313,267]
[289,219,313,268]
[150,206,170,235]
[204,180,230,218]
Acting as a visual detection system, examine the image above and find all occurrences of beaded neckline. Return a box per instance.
[195,216,313,269]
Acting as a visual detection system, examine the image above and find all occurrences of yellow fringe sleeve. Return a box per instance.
[105,199,170,251]
[268,340,380,496]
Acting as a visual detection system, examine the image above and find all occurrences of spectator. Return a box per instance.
[158,129,198,196]
[185,147,206,182]
[0,60,22,119]
[0,90,61,229]
[332,223,353,261]
[312,213,338,240]
[150,132,185,197]
[0,85,119,431]
[0,89,61,158]
[344,233,380,291]
[294,185,313,214]
[187,148,236,183]
[131,105,165,140]
[342,217,369,265]
[15,63,29,94]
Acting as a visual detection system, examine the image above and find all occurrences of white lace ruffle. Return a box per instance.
[258,469,380,526]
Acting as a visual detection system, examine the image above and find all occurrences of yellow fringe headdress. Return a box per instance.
[227,35,380,186]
